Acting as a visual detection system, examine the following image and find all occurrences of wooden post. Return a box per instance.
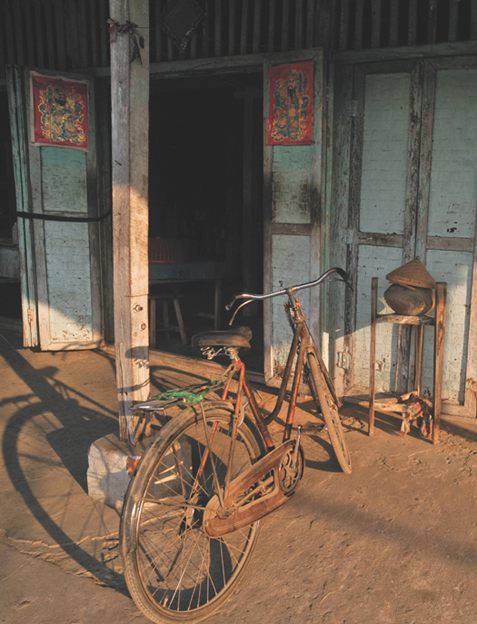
[369,277,378,436]
[110,0,150,443]
[433,282,446,444]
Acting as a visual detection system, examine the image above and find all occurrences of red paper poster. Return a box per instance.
[267,62,314,145]
[31,73,88,150]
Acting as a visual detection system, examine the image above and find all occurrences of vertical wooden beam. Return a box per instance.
[408,0,417,45]
[415,62,436,262]
[371,0,382,49]
[110,0,150,443]
[368,277,378,436]
[433,282,446,443]
[263,60,273,381]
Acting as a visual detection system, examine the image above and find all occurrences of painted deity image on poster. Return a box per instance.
[267,62,314,145]
[32,74,88,150]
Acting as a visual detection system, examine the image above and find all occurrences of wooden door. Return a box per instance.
[338,56,477,417]
[263,49,328,383]
[7,66,102,350]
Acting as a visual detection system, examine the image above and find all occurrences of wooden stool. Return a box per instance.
[148,294,187,347]
[369,278,446,444]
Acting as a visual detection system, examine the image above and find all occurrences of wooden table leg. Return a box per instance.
[149,298,156,348]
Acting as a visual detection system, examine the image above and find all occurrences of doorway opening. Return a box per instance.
[148,73,264,371]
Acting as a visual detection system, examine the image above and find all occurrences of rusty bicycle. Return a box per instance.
[120,267,352,624]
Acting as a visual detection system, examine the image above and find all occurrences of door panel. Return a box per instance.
[7,66,102,350]
[340,56,477,417]
[264,49,326,382]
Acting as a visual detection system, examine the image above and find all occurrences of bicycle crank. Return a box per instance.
[203,437,304,538]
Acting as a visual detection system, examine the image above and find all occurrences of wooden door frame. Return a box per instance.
[335,53,477,417]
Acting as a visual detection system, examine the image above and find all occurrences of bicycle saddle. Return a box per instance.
[191,326,252,349]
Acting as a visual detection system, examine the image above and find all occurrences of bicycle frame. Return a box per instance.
[219,288,337,454]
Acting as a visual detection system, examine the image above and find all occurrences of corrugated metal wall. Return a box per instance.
[2,1,477,78]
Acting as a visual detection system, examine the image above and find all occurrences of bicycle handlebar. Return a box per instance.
[226,267,352,312]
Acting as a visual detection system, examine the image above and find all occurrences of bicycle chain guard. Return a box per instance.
[203,439,304,538]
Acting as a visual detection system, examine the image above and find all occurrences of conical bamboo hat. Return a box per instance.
[386,258,436,289]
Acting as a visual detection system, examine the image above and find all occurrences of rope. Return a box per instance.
[150,379,223,404]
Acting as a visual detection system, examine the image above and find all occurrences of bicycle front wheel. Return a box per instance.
[120,401,265,624]
[307,352,352,474]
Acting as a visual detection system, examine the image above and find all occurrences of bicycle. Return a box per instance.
[120,267,352,624]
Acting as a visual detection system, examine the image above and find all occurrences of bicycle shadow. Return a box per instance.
[0,332,128,594]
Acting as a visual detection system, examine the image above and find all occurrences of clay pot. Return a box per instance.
[384,284,434,316]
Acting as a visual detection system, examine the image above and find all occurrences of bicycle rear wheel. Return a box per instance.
[306,352,352,474]
[120,401,265,624]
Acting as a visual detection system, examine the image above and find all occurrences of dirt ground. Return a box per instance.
[1,317,477,624]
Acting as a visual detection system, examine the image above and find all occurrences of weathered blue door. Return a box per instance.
[7,66,102,350]
[263,49,328,383]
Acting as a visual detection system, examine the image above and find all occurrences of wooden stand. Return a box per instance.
[369,278,447,444]
[149,294,187,347]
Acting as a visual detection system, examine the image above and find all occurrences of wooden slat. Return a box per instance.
[426,236,475,252]
[268,0,276,52]
[339,0,349,51]
[228,0,236,55]
[357,232,404,247]
[448,0,459,42]
[344,66,365,391]
[433,283,447,443]
[240,0,249,54]
[408,0,417,45]
[271,223,312,236]
[253,0,261,54]
[110,0,150,441]
[428,0,438,45]
[3,4,15,65]
[415,62,436,262]
[354,0,364,50]
[371,0,382,49]
[6,66,39,347]
[472,0,477,40]
[295,0,304,50]
[403,64,422,264]
[215,0,221,56]
[465,227,477,418]
[329,0,339,49]
[389,0,399,47]
[281,0,290,51]
[263,59,273,381]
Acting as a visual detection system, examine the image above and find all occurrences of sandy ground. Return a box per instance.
[1,318,477,624]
